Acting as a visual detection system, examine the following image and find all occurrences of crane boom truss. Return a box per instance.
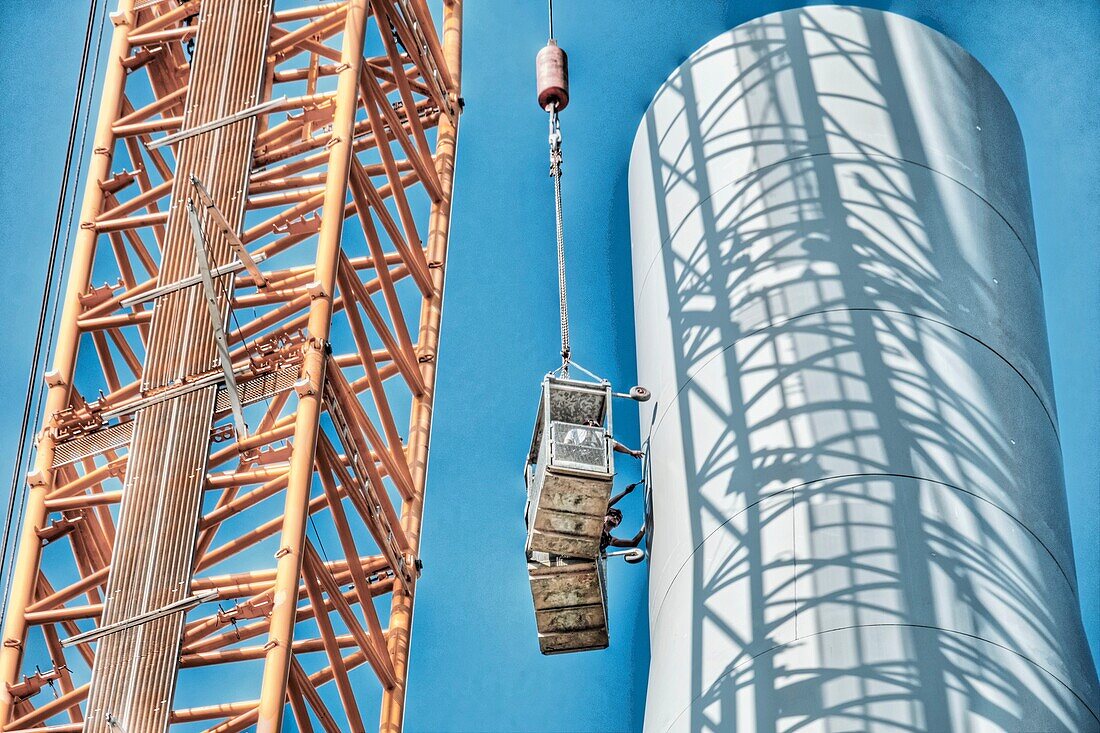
[0,0,462,730]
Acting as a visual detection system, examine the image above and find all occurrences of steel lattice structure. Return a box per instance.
[0,0,461,730]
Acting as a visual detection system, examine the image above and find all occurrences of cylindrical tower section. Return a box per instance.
[629,7,1099,732]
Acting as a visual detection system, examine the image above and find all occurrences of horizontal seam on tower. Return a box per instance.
[647,470,1078,637]
[632,149,1039,298]
[646,305,1059,440]
[659,622,1100,733]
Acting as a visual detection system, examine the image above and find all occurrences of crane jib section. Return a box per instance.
[82,2,273,730]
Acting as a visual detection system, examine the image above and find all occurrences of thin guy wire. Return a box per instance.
[0,0,110,629]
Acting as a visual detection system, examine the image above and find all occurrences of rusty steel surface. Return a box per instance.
[0,0,462,731]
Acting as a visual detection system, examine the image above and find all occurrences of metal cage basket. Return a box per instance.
[524,375,614,559]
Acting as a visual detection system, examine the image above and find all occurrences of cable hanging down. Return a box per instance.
[0,0,110,630]
[549,107,569,370]
[536,0,572,374]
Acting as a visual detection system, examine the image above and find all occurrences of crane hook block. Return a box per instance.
[536,40,569,112]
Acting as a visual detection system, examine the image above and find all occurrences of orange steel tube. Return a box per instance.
[127,0,199,37]
[26,567,110,614]
[253,2,369,730]
[6,684,90,731]
[113,87,189,128]
[272,2,345,23]
[3,3,461,729]
[127,24,195,46]
[410,0,455,94]
[169,699,259,724]
[94,210,169,231]
[0,1,136,722]
[380,1,462,730]
[304,543,395,687]
[317,466,393,666]
[112,114,183,136]
[181,634,357,667]
[300,551,367,730]
[268,6,347,57]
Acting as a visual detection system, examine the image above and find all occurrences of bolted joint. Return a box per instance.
[109,9,133,27]
[7,666,65,702]
[294,339,328,397]
[304,336,328,355]
[306,280,327,300]
[218,596,273,624]
[294,371,317,397]
[36,513,85,545]
[25,469,48,489]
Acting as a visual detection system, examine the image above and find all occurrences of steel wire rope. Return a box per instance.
[214,254,324,567]
[551,109,570,372]
[194,204,279,496]
[0,0,112,629]
[545,0,571,375]
[200,202,331,565]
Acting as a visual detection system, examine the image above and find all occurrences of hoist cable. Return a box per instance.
[0,0,110,628]
[544,0,571,374]
[549,107,570,372]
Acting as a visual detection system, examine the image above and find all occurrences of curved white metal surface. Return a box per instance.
[628,7,1099,732]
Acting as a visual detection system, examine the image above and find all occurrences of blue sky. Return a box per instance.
[0,2,1096,732]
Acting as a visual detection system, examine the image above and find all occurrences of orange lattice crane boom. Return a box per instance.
[0,1,461,731]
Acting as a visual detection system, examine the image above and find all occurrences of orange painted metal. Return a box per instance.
[381,1,463,730]
[0,0,462,731]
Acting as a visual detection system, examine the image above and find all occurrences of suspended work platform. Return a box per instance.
[525,376,614,559]
[528,552,609,654]
[525,375,616,654]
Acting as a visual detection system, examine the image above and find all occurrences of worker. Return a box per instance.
[600,481,646,551]
[612,439,644,459]
[562,417,643,460]
[559,422,603,449]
